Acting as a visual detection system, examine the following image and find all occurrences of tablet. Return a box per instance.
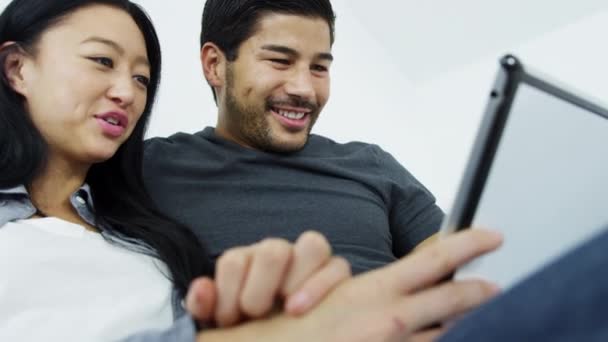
[440,55,608,289]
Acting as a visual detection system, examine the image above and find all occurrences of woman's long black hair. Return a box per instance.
[0,0,213,299]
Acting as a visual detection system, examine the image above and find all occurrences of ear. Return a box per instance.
[1,42,31,96]
[200,42,226,91]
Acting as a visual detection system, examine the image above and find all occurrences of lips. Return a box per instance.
[265,97,318,131]
[270,106,311,131]
[273,108,308,120]
[94,111,129,138]
[95,111,128,127]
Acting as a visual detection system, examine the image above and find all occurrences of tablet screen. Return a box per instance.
[455,82,608,288]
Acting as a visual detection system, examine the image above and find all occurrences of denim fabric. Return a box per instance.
[0,185,96,228]
[120,315,196,342]
[441,226,608,342]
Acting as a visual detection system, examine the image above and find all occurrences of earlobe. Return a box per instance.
[1,42,29,96]
[201,42,226,89]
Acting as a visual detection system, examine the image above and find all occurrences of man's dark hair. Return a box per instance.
[200,0,336,101]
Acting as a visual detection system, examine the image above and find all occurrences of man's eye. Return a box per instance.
[269,59,290,65]
[89,57,114,68]
[134,75,150,88]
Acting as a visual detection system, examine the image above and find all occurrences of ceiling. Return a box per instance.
[341,0,608,83]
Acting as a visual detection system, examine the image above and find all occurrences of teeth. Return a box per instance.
[104,117,119,125]
[277,110,305,120]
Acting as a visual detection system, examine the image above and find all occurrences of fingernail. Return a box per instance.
[286,292,310,314]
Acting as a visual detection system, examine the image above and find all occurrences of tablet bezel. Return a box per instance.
[440,54,608,235]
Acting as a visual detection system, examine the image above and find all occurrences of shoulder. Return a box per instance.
[144,131,205,153]
[143,131,212,175]
[143,128,220,161]
[312,135,419,181]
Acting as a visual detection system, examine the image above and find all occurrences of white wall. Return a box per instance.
[3,0,607,211]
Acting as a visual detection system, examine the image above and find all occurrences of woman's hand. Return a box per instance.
[185,231,351,327]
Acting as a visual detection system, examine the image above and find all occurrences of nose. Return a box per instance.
[284,66,315,102]
[107,74,136,108]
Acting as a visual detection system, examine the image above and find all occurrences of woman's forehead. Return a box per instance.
[38,4,148,60]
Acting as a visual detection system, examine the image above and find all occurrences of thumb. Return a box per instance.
[186,277,217,322]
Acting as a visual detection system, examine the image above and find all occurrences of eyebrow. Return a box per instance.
[81,36,150,67]
[261,44,334,62]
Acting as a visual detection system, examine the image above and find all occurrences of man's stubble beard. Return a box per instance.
[224,66,319,153]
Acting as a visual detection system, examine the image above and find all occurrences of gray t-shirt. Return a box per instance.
[143,127,443,274]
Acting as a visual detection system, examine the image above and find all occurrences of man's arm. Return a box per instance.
[197,229,502,342]
[414,233,439,251]
[373,146,444,255]
[124,229,501,342]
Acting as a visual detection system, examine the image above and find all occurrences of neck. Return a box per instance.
[28,153,90,214]
[214,120,257,151]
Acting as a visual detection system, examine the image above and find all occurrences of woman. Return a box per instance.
[0,1,349,341]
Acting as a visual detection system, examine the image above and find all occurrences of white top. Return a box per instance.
[0,218,174,342]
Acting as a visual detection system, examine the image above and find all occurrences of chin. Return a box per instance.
[269,136,308,153]
[88,149,120,164]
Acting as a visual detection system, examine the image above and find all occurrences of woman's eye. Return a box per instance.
[312,64,328,72]
[90,57,114,68]
[134,75,150,88]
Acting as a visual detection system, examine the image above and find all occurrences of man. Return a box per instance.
[144,0,442,277]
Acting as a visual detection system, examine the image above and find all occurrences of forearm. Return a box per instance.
[121,314,300,342]
[197,314,306,342]
[120,313,305,342]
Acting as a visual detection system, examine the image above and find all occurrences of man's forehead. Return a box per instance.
[246,13,332,54]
